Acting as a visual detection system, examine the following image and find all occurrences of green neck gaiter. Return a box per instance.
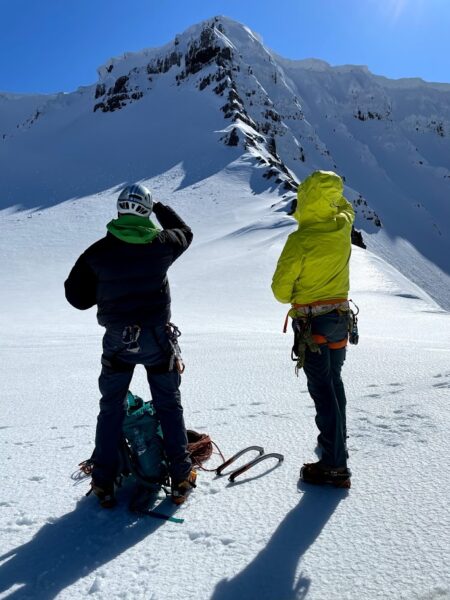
[107,214,160,244]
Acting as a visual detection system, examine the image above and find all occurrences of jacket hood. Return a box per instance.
[293,171,346,227]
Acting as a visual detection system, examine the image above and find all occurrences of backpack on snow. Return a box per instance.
[78,391,219,511]
[120,391,168,493]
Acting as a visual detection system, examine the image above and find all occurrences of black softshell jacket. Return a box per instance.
[64,203,192,327]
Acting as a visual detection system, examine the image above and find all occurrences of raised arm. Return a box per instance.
[153,202,193,259]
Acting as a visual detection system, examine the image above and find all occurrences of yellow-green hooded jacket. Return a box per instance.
[271,171,354,305]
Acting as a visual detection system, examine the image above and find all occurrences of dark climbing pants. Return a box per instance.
[92,324,191,486]
[302,312,349,468]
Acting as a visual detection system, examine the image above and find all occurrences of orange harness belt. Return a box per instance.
[312,334,348,350]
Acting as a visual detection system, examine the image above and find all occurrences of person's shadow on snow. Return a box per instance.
[0,490,177,600]
[211,484,348,600]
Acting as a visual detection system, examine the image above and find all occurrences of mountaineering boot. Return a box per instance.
[90,480,117,508]
[171,470,197,505]
[300,461,351,489]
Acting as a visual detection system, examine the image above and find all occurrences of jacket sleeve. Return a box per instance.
[153,202,193,260]
[271,232,303,304]
[64,254,97,310]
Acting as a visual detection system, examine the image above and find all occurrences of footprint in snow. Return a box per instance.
[188,531,233,546]
[433,381,450,389]
[220,537,234,545]
[188,531,212,541]
[15,516,36,526]
[433,371,450,378]
[28,476,45,482]
[272,412,292,419]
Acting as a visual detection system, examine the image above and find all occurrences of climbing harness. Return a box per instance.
[291,299,350,319]
[283,298,360,375]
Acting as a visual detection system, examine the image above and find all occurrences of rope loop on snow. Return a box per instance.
[187,430,226,472]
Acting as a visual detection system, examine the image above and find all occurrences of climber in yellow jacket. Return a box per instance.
[272,170,355,488]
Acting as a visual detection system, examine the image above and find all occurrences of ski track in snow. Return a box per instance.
[1,170,449,600]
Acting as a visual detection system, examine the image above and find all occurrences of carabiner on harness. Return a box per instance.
[166,322,185,373]
[348,299,360,345]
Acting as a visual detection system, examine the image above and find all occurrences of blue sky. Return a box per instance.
[1,0,449,93]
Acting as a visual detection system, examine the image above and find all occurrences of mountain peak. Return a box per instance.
[96,16,264,82]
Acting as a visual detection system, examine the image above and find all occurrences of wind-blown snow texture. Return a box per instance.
[0,16,449,600]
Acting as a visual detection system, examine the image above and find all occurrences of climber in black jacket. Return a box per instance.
[65,183,196,507]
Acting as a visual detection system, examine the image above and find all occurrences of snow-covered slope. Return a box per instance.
[0,16,449,308]
[1,161,449,599]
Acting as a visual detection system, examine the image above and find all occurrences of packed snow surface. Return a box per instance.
[1,161,449,600]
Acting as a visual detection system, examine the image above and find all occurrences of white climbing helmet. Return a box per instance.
[117,183,153,217]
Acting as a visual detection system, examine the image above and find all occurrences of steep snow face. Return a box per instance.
[0,16,449,307]
[0,92,56,137]
[277,57,450,250]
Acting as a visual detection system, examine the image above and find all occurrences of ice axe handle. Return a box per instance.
[215,446,264,477]
[228,453,284,483]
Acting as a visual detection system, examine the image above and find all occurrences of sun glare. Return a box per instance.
[378,0,425,23]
